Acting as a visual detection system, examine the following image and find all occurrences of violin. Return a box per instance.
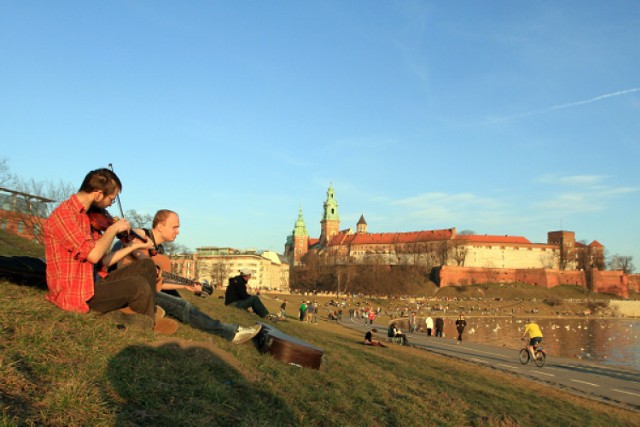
[87,207,148,244]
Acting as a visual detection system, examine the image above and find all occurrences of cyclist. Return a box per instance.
[522,319,543,361]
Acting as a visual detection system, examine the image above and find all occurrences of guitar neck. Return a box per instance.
[162,271,195,287]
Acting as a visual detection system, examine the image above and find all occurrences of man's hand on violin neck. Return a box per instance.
[110,218,131,234]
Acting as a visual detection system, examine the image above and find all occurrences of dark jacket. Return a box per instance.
[224,275,250,305]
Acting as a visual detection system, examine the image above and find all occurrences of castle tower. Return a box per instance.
[547,230,576,270]
[356,214,367,234]
[293,209,309,265]
[319,184,340,246]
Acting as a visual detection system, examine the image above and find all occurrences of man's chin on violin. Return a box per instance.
[111,209,248,342]
[117,209,210,297]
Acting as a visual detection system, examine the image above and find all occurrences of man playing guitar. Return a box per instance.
[116,209,261,344]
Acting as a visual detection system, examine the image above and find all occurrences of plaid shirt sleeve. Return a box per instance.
[44,195,97,313]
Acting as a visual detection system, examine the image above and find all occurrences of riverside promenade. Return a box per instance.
[341,317,640,412]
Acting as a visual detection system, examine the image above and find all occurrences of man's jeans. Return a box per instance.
[231,295,269,318]
[156,292,238,340]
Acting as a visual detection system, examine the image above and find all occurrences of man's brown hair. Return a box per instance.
[153,209,177,228]
[79,168,122,195]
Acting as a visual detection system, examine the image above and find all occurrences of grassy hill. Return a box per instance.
[1,281,638,426]
[0,232,637,425]
[0,229,44,257]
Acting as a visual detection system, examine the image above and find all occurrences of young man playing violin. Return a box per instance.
[113,209,262,344]
[44,168,160,330]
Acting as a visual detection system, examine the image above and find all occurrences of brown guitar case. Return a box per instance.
[254,323,324,369]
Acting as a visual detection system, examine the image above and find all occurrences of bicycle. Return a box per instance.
[519,339,546,367]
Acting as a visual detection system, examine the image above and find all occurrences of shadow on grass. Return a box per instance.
[106,341,297,426]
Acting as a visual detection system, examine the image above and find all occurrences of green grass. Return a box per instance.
[0,232,637,425]
[1,281,638,426]
[0,229,44,257]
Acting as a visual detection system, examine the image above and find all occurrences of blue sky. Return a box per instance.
[1,1,638,266]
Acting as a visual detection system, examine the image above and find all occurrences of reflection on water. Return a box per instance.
[395,317,639,371]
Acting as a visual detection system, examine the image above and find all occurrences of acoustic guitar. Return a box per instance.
[152,253,213,298]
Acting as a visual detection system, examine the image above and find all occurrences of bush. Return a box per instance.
[544,297,562,307]
[586,300,608,312]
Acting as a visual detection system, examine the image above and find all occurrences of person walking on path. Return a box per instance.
[425,316,434,336]
[367,308,375,325]
[299,300,307,321]
[306,301,315,323]
[455,314,467,344]
[435,317,444,337]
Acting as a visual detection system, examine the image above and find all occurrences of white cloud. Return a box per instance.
[533,181,637,214]
[536,174,606,186]
[391,192,512,226]
[491,87,640,123]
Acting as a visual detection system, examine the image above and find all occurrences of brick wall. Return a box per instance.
[0,210,44,241]
[592,270,628,299]
[627,274,640,293]
[439,266,630,298]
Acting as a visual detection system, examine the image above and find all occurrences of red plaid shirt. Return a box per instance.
[44,194,98,313]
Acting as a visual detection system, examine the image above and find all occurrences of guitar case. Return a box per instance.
[0,256,47,289]
[254,323,324,370]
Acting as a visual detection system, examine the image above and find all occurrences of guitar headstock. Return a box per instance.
[195,281,214,298]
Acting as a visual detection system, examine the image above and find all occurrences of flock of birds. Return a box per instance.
[439,317,638,368]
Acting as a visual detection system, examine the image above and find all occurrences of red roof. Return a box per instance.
[326,229,455,247]
[589,240,604,247]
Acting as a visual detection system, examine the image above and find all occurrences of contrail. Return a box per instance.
[502,87,640,121]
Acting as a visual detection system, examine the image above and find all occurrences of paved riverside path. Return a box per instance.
[341,317,640,411]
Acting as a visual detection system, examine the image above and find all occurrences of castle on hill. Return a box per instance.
[284,185,605,273]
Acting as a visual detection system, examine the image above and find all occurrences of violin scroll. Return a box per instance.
[87,207,148,244]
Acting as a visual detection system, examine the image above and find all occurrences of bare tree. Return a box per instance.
[209,258,231,288]
[539,251,557,269]
[435,240,450,265]
[11,176,74,245]
[324,246,357,297]
[458,229,475,235]
[124,209,153,229]
[0,157,16,186]
[450,240,468,266]
[162,242,193,256]
[592,248,606,271]
[608,254,635,274]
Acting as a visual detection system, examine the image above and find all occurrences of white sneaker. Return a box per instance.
[231,324,262,344]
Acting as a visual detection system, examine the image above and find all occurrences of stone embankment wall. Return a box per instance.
[609,301,640,316]
[439,266,629,298]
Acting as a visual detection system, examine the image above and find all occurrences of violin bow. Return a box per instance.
[107,163,148,243]
[108,163,127,219]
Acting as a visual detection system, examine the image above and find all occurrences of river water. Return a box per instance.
[399,317,639,371]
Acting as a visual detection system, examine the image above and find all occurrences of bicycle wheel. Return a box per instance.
[519,349,530,364]
[535,351,546,367]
